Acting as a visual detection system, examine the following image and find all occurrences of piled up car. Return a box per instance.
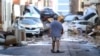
[67,20,93,34]
[40,8,57,22]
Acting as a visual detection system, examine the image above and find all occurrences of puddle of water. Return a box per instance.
[78,41,88,44]
[0,46,4,50]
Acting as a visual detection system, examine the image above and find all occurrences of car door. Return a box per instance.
[77,21,89,31]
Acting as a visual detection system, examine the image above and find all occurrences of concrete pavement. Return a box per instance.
[0,32,100,56]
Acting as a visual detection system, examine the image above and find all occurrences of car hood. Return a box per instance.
[37,23,44,28]
[20,23,43,28]
[24,13,40,18]
[21,24,37,28]
[31,14,40,18]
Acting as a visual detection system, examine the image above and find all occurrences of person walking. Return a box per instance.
[49,15,64,53]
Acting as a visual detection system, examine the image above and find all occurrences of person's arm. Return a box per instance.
[48,24,51,37]
[61,28,64,34]
[61,24,64,34]
[48,28,51,34]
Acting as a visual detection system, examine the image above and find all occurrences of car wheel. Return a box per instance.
[67,29,73,34]
[39,31,43,36]
[26,33,33,37]
[67,29,72,32]
[77,28,83,34]
[95,17,99,24]
[35,35,39,38]
[86,26,92,34]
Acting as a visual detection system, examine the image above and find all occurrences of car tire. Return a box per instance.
[67,29,73,34]
[39,31,43,36]
[26,33,33,37]
[35,35,39,38]
[95,17,99,24]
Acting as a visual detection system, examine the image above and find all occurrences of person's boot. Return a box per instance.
[51,49,56,53]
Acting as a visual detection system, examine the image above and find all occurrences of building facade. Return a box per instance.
[83,0,100,16]
[45,0,70,16]
[57,0,70,15]
[1,0,12,31]
[70,0,84,15]
[0,0,39,31]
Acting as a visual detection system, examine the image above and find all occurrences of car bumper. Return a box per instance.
[25,29,40,35]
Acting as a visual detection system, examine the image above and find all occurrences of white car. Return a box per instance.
[67,20,93,32]
[83,4,99,24]
[64,14,83,23]
[12,17,44,37]
[23,4,40,18]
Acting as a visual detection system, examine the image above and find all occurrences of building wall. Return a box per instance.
[70,0,78,14]
[57,0,70,15]
[49,0,70,15]
[83,0,91,9]
[84,0,100,17]
[0,0,2,24]
[1,0,12,31]
[13,0,20,4]
[36,0,44,10]
[78,0,84,11]
[36,0,70,15]
[83,0,100,8]
[0,0,2,30]
[50,0,57,12]
[1,0,41,31]
[70,0,83,14]
[96,1,100,17]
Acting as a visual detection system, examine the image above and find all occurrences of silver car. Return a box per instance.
[67,20,93,33]
[13,17,44,37]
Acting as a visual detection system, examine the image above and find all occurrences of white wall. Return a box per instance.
[52,0,58,12]
[78,0,84,11]
[2,0,12,31]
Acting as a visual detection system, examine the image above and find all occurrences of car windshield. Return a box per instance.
[42,8,55,14]
[20,19,35,25]
[64,15,76,21]
[20,17,42,25]
[79,22,91,25]
[33,7,40,14]
[26,5,40,14]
